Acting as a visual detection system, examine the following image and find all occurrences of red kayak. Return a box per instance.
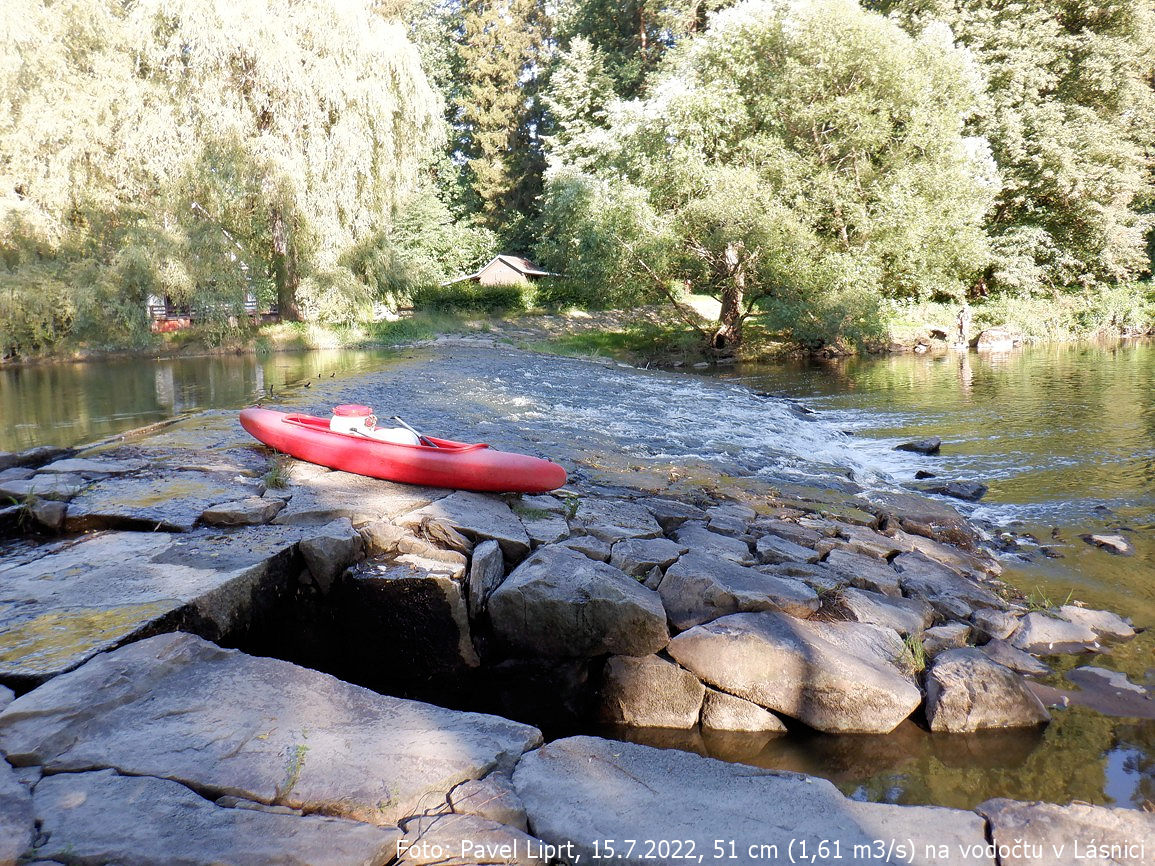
[240,406,567,493]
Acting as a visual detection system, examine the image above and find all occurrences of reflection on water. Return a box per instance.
[692,340,1155,810]
[0,350,404,451]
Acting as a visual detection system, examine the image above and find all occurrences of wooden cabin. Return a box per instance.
[443,255,557,287]
[147,293,279,333]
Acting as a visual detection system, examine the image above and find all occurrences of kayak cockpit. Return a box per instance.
[281,414,490,452]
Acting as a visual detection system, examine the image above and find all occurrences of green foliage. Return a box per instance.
[0,0,442,354]
[876,0,1155,294]
[411,282,528,314]
[456,0,550,232]
[541,0,993,350]
[901,633,927,675]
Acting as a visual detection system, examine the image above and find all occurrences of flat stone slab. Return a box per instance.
[30,769,401,865]
[38,457,148,476]
[978,798,1154,866]
[0,473,87,502]
[274,462,447,525]
[399,491,532,561]
[0,525,306,687]
[514,736,993,866]
[64,470,264,532]
[668,612,921,734]
[823,549,902,596]
[659,551,819,630]
[0,633,542,826]
[1011,612,1100,654]
[0,758,33,866]
[573,498,663,543]
[1055,605,1135,640]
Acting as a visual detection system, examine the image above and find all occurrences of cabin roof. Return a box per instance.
[442,254,558,285]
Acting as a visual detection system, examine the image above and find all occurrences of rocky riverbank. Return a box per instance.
[1,346,1152,865]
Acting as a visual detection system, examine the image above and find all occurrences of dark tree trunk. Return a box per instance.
[712,241,746,355]
[270,205,301,322]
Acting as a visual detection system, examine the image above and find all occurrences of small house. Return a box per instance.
[442,255,557,287]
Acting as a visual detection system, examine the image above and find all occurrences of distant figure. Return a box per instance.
[956,304,972,346]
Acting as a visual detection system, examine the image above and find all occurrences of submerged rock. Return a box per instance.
[597,655,705,729]
[488,545,669,657]
[925,649,1050,733]
[1083,533,1134,556]
[514,737,993,866]
[895,437,942,455]
[0,633,541,826]
[667,612,921,734]
[913,480,989,502]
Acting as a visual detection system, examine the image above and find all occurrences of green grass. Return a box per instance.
[262,453,292,490]
[1024,586,1075,613]
[901,633,927,675]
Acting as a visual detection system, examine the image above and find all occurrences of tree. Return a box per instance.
[552,0,732,99]
[540,37,618,172]
[539,0,996,352]
[455,0,551,241]
[873,0,1155,294]
[0,0,442,343]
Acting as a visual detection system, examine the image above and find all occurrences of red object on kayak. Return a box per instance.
[239,406,567,493]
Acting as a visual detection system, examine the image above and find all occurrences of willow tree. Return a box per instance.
[539,0,995,352]
[1,0,441,340]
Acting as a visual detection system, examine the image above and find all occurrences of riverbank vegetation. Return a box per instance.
[1,0,1153,361]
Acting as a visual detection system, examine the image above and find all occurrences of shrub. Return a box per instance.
[411,281,527,313]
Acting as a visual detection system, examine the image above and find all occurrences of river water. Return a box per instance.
[1,340,1152,810]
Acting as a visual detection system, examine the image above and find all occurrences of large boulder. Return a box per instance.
[0,526,308,688]
[755,532,821,565]
[925,648,1050,733]
[978,798,1154,866]
[31,769,400,865]
[867,491,978,549]
[893,552,1006,619]
[597,655,705,729]
[658,551,819,630]
[274,462,446,525]
[398,492,531,561]
[1010,612,1099,654]
[514,737,993,866]
[0,633,541,826]
[488,545,669,657]
[667,612,922,734]
[63,470,264,532]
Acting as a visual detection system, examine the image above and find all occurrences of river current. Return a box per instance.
[1,339,1152,809]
